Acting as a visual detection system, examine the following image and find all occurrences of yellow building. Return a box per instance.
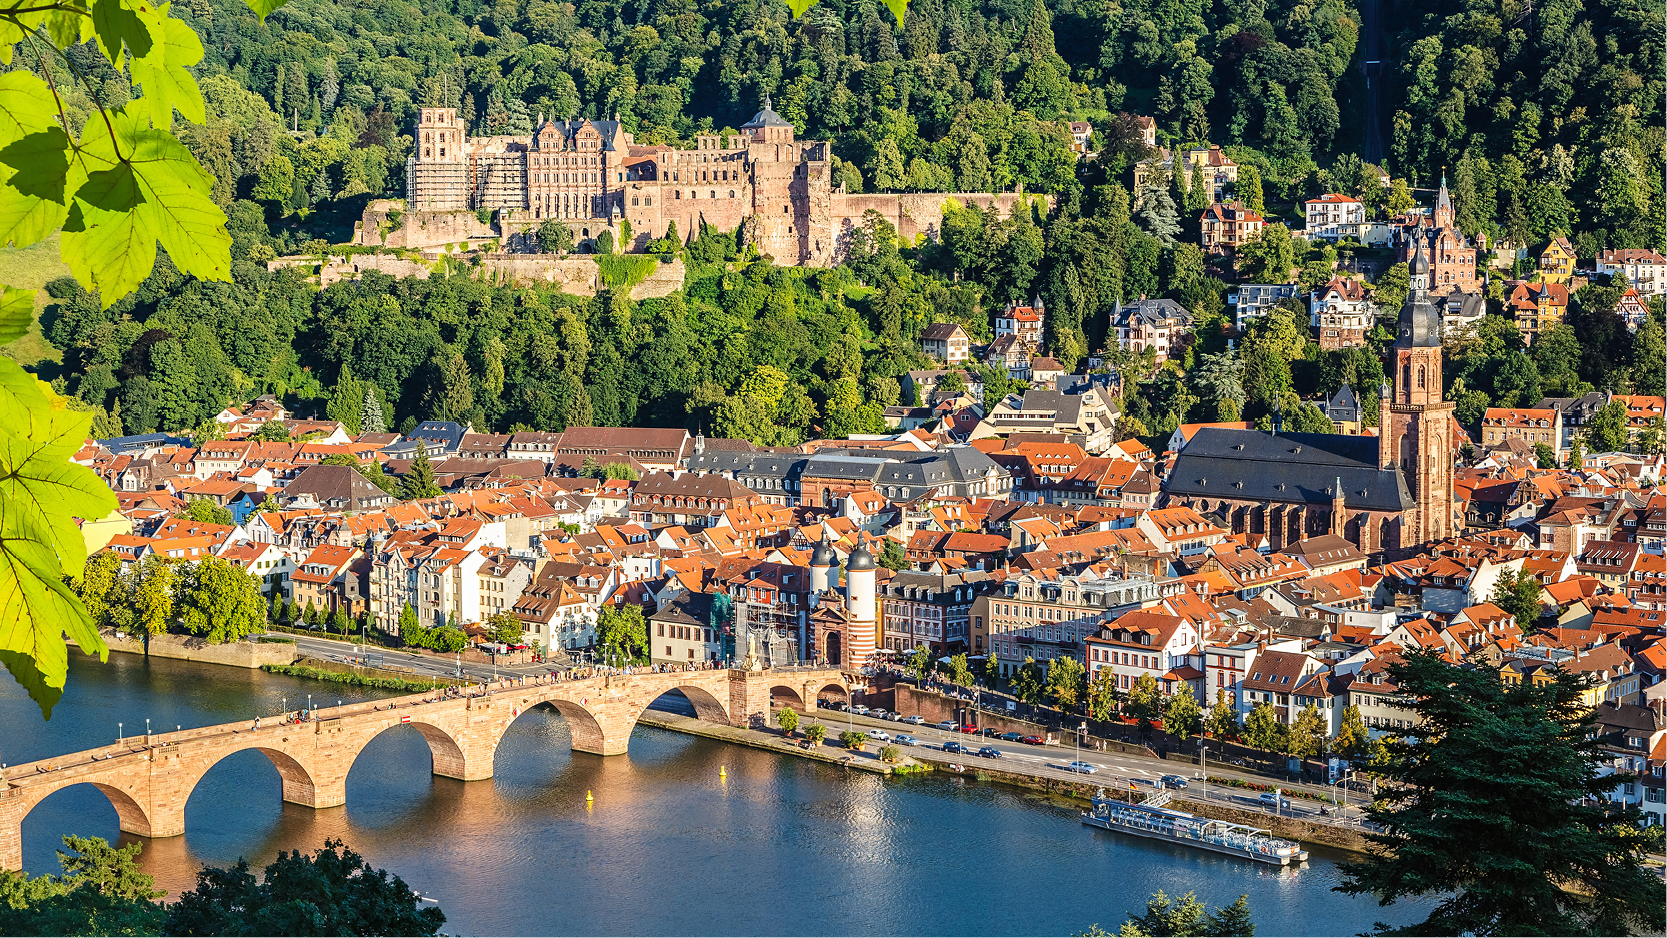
[1537,236,1576,284]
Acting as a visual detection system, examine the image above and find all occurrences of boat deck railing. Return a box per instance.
[1092,799,1304,859]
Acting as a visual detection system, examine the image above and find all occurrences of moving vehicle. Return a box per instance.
[1000,731,1022,742]
[866,729,891,742]
[942,741,967,754]
[977,747,1003,759]
[935,720,957,731]
[1258,792,1292,810]
[1065,761,1099,774]
[1161,775,1189,789]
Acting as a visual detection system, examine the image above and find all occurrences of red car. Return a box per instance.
[960,725,979,734]
[1020,735,1044,745]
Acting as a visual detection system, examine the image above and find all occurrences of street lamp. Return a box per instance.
[1199,744,1208,802]
[118,722,123,746]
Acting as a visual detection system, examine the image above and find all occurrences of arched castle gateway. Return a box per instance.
[401,97,1043,265]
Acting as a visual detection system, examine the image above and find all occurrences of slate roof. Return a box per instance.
[1167,429,1413,512]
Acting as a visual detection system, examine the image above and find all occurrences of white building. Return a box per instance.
[1597,248,1667,297]
[1303,194,1365,241]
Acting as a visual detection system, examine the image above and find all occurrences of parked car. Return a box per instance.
[894,734,919,746]
[977,747,1004,759]
[959,725,979,734]
[868,709,890,720]
[935,720,957,731]
[980,727,1002,738]
[1258,792,1291,810]
[866,729,891,742]
[1000,731,1022,742]
[1020,735,1045,745]
[901,715,926,725]
[849,705,870,716]
[1161,775,1189,789]
[942,741,967,754]
[1065,761,1099,775]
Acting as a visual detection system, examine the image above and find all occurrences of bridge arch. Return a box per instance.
[768,685,806,711]
[340,718,474,784]
[7,779,156,871]
[181,742,325,810]
[815,683,850,707]
[653,684,731,725]
[542,698,610,756]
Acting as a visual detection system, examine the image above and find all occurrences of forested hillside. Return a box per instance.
[8,0,1665,453]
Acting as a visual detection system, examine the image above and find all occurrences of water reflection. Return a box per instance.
[4,655,1432,935]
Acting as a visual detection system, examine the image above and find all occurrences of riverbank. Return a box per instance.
[636,710,902,775]
[262,659,469,692]
[73,630,299,670]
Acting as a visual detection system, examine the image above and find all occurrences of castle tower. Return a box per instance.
[810,535,838,594]
[408,107,468,211]
[1379,238,1455,550]
[844,539,877,668]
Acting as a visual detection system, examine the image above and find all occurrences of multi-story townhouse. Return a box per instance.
[974,569,1182,676]
[879,570,997,655]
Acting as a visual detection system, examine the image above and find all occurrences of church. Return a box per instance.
[1166,239,1456,558]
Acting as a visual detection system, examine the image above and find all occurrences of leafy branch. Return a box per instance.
[0,0,287,715]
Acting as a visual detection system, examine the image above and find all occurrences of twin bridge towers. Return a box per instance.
[0,666,850,871]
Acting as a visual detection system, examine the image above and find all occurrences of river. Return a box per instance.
[3,653,1431,935]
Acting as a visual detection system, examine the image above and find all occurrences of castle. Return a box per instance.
[404,98,1037,265]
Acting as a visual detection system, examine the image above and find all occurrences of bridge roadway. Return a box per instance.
[0,664,850,871]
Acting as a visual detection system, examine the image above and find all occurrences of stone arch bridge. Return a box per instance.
[0,666,849,870]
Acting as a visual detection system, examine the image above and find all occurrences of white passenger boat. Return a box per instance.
[1080,789,1309,866]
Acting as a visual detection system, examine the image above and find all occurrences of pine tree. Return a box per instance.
[269,590,284,623]
[361,384,386,434]
[874,138,905,192]
[326,365,363,435]
[401,442,442,500]
[1137,182,1180,245]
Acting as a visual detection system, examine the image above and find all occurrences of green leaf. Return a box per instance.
[62,107,230,304]
[0,129,74,201]
[0,73,58,150]
[784,0,816,17]
[0,359,113,719]
[0,287,34,343]
[881,0,906,25]
[0,133,83,252]
[89,0,156,66]
[240,0,291,19]
[128,6,206,126]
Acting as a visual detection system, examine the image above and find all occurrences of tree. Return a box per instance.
[487,611,522,645]
[983,651,1003,686]
[163,838,446,936]
[1137,182,1180,245]
[269,590,284,623]
[1046,655,1086,710]
[1236,166,1265,214]
[361,385,387,435]
[1011,656,1045,705]
[805,723,827,746]
[537,220,574,254]
[75,551,124,629]
[1162,684,1202,739]
[1585,399,1630,453]
[435,350,474,424]
[904,644,932,680]
[1236,224,1297,283]
[1533,442,1559,469]
[0,835,166,937]
[176,557,267,644]
[178,497,234,526]
[326,365,364,436]
[776,706,799,737]
[1287,703,1328,761]
[947,653,974,686]
[113,556,176,640]
[397,603,420,640]
[1124,673,1163,729]
[1241,702,1285,756]
[1115,889,1256,937]
[1333,704,1370,761]
[595,603,648,665]
[1204,688,1240,740]
[1386,178,1416,217]
[878,539,908,571]
[1490,567,1545,630]
[251,421,292,442]
[400,442,442,500]
[1087,666,1120,721]
[1335,650,1664,937]
[839,730,867,750]
[1372,263,1410,314]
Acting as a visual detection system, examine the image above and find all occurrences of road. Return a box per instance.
[802,703,1369,827]
[267,630,559,685]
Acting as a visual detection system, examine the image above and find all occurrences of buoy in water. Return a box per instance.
[720,766,727,778]
[586,790,594,804]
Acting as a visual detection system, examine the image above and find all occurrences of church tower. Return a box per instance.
[1379,238,1455,549]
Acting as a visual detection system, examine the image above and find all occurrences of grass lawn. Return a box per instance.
[0,234,68,371]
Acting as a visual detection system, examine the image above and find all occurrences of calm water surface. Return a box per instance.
[3,653,1431,935]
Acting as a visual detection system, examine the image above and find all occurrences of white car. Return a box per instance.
[870,709,892,720]
[901,715,926,725]
[849,705,870,716]
[866,729,891,742]
[935,720,957,731]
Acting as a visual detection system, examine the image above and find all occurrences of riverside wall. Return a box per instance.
[74,631,300,670]
[268,251,684,300]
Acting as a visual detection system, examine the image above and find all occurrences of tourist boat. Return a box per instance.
[1080,789,1308,866]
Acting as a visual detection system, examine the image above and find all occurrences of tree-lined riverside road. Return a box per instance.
[0,665,849,870]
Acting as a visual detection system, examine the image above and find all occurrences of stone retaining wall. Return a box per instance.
[77,631,300,670]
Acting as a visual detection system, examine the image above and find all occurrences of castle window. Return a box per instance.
[645,197,652,206]
[675,190,681,199]
[729,190,735,199]
[710,191,715,199]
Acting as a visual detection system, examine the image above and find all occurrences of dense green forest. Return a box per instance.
[8,0,1666,453]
